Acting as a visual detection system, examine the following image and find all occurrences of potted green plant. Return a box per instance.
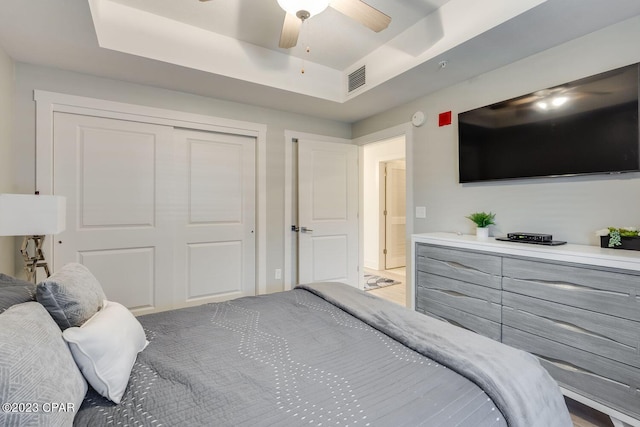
[466,212,496,238]
[595,227,640,251]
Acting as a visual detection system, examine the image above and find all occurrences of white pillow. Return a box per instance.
[62,300,147,404]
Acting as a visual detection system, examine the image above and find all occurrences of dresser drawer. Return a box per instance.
[416,244,502,289]
[503,326,640,420]
[416,300,501,341]
[503,293,640,368]
[503,257,640,321]
[417,272,501,323]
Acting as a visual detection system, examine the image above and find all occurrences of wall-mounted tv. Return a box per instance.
[458,63,640,183]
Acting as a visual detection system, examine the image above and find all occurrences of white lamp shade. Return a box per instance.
[0,194,67,236]
[277,0,330,17]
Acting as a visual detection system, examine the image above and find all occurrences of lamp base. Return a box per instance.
[20,235,51,284]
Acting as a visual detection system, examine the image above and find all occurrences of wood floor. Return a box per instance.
[363,267,615,427]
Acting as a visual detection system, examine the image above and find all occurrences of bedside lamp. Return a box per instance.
[0,194,66,283]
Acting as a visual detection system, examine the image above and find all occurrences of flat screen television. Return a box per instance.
[458,63,640,183]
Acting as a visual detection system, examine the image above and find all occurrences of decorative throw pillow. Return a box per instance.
[0,302,88,426]
[36,263,106,330]
[63,300,148,404]
[0,273,36,314]
[0,272,34,287]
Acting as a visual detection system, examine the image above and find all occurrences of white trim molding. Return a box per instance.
[353,122,414,308]
[284,124,414,296]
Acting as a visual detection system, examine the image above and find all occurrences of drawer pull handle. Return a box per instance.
[434,289,493,305]
[538,355,630,388]
[444,318,466,329]
[444,260,489,275]
[524,279,628,297]
[440,289,467,298]
[538,315,634,350]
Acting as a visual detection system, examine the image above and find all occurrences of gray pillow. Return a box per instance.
[0,273,36,314]
[36,263,107,330]
[0,302,87,426]
[0,272,34,287]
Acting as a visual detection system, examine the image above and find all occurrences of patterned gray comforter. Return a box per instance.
[74,283,570,427]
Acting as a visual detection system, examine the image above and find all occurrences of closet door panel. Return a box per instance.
[53,112,174,315]
[172,129,256,306]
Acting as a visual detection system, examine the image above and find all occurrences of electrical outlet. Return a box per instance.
[275,269,282,280]
[416,206,426,218]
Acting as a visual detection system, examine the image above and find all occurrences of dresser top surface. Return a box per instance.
[412,232,640,272]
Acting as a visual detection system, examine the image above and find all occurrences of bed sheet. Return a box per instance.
[75,287,508,427]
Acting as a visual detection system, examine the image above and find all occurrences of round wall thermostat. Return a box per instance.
[412,111,425,127]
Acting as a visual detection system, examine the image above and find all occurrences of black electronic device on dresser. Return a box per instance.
[495,232,567,246]
[506,232,552,242]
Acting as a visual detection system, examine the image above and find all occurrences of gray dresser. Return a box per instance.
[415,244,502,341]
[412,233,640,427]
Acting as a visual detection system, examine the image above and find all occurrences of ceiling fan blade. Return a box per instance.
[279,13,301,49]
[330,0,391,32]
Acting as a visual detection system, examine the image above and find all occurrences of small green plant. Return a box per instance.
[466,212,496,228]
[595,227,639,247]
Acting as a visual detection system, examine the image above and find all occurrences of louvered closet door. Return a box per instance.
[53,112,175,315]
[172,129,256,305]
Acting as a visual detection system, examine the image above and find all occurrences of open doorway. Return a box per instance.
[362,136,406,306]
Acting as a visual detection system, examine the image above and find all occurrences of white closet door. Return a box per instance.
[172,129,256,305]
[53,112,175,315]
[297,139,358,287]
[53,114,257,314]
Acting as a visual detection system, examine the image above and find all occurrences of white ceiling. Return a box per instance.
[0,0,639,123]
[109,0,450,71]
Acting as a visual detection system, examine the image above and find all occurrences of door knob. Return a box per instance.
[300,226,313,233]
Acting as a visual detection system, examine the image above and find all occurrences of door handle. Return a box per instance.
[300,226,313,233]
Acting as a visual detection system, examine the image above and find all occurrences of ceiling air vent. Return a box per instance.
[348,65,366,93]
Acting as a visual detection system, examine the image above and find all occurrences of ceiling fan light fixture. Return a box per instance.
[551,96,568,107]
[536,101,548,110]
[277,0,330,18]
[537,96,569,111]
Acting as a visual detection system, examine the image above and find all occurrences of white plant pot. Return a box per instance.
[476,227,490,239]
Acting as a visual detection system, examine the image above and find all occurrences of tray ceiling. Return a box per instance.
[1,0,639,122]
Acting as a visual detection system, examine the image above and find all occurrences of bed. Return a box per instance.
[0,264,572,427]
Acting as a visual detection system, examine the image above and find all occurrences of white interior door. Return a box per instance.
[172,129,256,305]
[384,160,406,269]
[53,112,175,314]
[297,139,358,287]
[53,113,256,314]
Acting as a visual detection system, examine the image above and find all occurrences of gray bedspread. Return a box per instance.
[74,283,570,426]
[298,282,572,427]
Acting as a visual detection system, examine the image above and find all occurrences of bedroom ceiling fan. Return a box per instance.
[276,0,391,48]
[199,0,391,49]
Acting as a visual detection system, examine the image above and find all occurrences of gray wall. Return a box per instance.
[353,16,640,246]
[12,63,351,291]
[6,15,640,282]
[0,45,14,274]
